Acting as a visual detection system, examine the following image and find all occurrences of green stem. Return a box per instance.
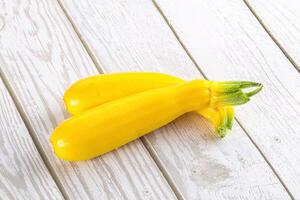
[215,107,234,138]
[212,81,263,106]
[245,83,263,97]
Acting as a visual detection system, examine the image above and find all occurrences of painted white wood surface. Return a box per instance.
[154,0,300,198]
[0,79,63,199]
[0,0,177,199]
[58,0,290,199]
[245,0,300,71]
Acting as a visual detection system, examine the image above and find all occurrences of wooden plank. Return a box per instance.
[245,0,300,71]
[153,0,300,198]
[0,79,63,199]
[0,0,176,199]
[58,0,291,199]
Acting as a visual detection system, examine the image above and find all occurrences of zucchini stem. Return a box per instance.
[211,81,263,107]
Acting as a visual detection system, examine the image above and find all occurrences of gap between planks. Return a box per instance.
[151,0,294,198]
[140,137,183,200]
[56,0,103,73]
[54,0,182,199]
[243,0,300,74]
[0,69,68,200]
[234,119,294,199]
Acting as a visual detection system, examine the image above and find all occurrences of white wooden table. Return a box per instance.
[0,0,299,199]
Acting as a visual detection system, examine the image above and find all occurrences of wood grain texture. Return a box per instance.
[0,0,176,199]
[153,0,300,198]
[0,79,63,199]
[58,0,290,199]
[245,0,300,71]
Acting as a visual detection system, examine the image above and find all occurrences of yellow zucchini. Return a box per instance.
[52,80,262,161]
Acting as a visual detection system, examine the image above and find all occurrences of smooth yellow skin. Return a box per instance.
[52,80,211,161]
[64,72,186,115]
[64,72,234,133]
